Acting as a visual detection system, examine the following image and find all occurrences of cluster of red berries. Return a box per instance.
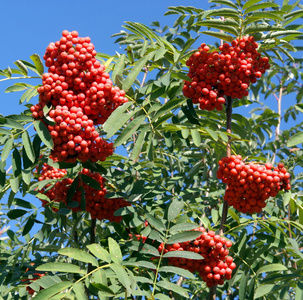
[30,30,128,163]
[183,35,270,111]
[217,155,291,214]
[36,163,130,222]
[158,227,236,287]
[21,273,44,295]
[128,221,149,242]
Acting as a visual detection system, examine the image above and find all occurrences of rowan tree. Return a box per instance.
[1,0,303,299]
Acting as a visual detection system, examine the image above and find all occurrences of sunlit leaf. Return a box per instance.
[58,248,98,266]
[30,54,44,75]
[36,262,86,274]
[34,120,54,149]
[244,2,280,14]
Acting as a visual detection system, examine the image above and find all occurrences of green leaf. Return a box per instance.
[256,263,288,274]
[114,115,146,147]
[295,281,303,300]
[242,0,262,10]
[254,284,275,298]
[153,98,186,120]
[156,281,189,298]
[123,260,155,269]
[66,175,79,204]
[10,177,20,193]
[130,126,149,161]
[209,0,238,9]
[73,282,86,300]
[200,31,234,42]
[36,262,86,274]
[80,174,101,190]
[287,131,303,147]
[191,129,201,147]
[244,12,284,26]
[90,283,115,295]
[195,20,239,36]
[154,46,167,61]
[277,46,295,62]
[1,136,14,162]
[5,84,28,93]
[170,223,199,233]
[244,25,286,35]
[159,266,195,279]
[123,52,154,91]
[34,120,54,149]
[205,128,218,141]
[239,271,249,300]
[109,263,131,292]
[22,215,36,236]
[112,54,126,86]
[7,209,27,219]
[244,2,280,14]
[163,250,203,260]
[30,54,44,75]
[2,118,24,130]
[22,131,35,162]
[108,237,123,264]
[86,244,111,263]
[167,231,202,244]
[154,294,172,300]
[146,214,166,231]
[12,149,21,177]
[103,102,133,138]
[167,199,184,221]
[0,128,11,135]
[203,7,240,19]
[58,248,98,266]
[14,60,28,75]
[32,281,73,300]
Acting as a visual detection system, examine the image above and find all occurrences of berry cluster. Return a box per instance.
[183,36,270,111]
[36,163,67,211]
[36,163,130,222]
[21,273,44,295]
[217,155,291,214]
[158,227,236,287]
[129,233,148,243]
[30,30,128,163]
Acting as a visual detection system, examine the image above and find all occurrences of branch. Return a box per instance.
[209,96,233,300]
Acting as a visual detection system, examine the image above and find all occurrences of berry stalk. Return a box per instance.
[220,95,233,235]
[209,95,233,300]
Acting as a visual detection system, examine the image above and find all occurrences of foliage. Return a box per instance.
[0,0,303,299]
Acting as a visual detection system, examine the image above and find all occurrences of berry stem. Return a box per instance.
[209,96,233,300]
[220,95,233,235]
[0,76,42,82]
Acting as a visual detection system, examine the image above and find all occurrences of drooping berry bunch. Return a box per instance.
[35,163,130,222]
[217,155,291,214]
[30,30,128,163]
[158,227,236,287]
[183,35,270,111]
